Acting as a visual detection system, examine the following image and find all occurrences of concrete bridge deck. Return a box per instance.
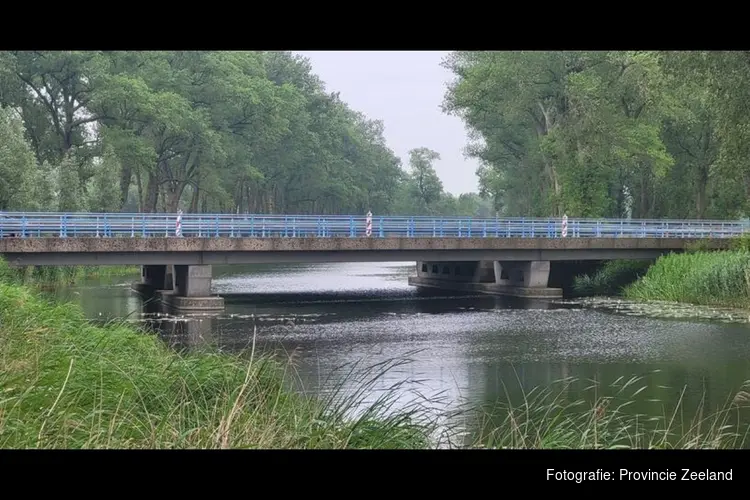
[0,235,734,266]
[0,211,744,310]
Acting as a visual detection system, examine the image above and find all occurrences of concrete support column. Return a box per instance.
[493,261,509,285]
[523,260,551,288]
[475,261,496,283]
[174,265,213,297]
[164,264,224,312]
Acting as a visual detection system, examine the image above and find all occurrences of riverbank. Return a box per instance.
[572,246,750,309]
[0,260,434,449]
[624,250,750,308]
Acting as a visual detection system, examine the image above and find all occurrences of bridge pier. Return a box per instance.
[408,260,562,299]
[133,264,224,312]
[133,264,174,294]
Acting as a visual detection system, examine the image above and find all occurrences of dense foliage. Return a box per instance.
[442,51,749,219]
[0,51,491,217]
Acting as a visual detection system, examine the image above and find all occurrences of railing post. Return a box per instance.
[349,216,355,237]
[440,219,444,237]
[215,216,219,237]
[284,216,289,237]
[468,218,472,238]
[483,220,487,238]
[293,217,297,237]
[21,215,27,238]
[495,217,499,238]
[458,219,462,238]
[433,219,436,237]
[379,217,384,238]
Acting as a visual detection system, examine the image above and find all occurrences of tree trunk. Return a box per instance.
[120,166,132,210]
[144,172,159,213]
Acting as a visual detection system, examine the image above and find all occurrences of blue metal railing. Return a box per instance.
[0,212,747,239]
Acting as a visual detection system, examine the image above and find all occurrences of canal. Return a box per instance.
[50,261,750,448]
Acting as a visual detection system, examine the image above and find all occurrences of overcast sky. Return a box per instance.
[295,51,480,195]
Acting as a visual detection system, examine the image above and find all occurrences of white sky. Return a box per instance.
[295,51,480,195]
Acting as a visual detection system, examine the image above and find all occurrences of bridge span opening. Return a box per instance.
[126,259,623,313]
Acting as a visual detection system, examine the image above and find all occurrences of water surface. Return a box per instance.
[53,262,750,447]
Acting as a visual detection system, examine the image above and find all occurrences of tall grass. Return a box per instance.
[0,260,439,448]
[467,372,750,449]
[624,250,750,307]
[572,260,653,297]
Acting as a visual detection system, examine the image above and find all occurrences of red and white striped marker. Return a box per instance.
[176,209,182,237]
[561,214,568,238]
[366,211,372,237]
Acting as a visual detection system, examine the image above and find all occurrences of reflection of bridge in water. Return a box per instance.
[143,293,561,351]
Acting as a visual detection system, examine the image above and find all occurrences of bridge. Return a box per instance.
[0,211,741,310]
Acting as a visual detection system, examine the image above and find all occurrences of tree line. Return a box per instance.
[0,51,491,218]
[442,51,750,220]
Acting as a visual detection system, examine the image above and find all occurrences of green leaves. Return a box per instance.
[0,50,440,215]
[442,50,743,219]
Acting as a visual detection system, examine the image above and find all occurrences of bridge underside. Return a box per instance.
[408,260,563,299]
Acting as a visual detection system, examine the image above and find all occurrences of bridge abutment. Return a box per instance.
[408,260,562,299]
[133,264,224,312]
